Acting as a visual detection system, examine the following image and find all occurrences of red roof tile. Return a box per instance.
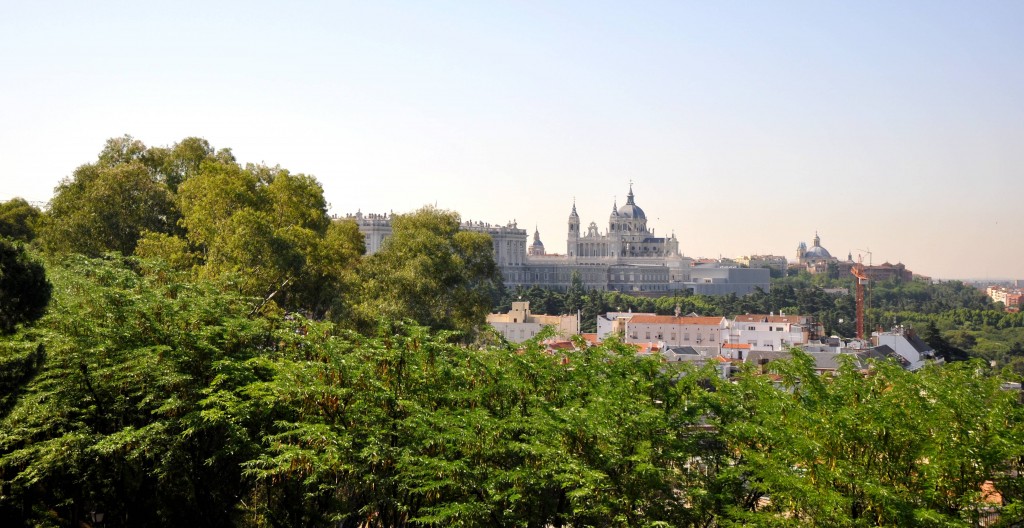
[629,315,725,326]
[733,314,805,324]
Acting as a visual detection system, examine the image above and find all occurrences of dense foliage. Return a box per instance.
[2,254,1023,526]
[3,136,1024,526]
[356,207,502,338]
[0,239,51,335]
[0,198,42,243]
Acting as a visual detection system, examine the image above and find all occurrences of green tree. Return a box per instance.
[263,168,331,233]
[0,198,42,242]
[0,254,274,527]
[144,136,218,191]
[711,352,1024,526]
[174,157,349,313]
[176,159,263,253]
[274,219,365,318]
[0,239,51,334]
[357,207,501,338]
[564,270,585,315]
[40,160,177,256]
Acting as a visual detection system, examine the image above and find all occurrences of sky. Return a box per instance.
[2,1,1022,280]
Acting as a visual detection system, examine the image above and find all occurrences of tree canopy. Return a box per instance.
[7,135,1024,527]
[0,239,51,335]
[0,198,42,242]
[3,254,1022,526]
[356,206,501,339]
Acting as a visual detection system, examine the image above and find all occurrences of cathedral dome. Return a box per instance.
[617,185,646,220]
[529,227,545,256]
[617,203,646,219]
[804,246,832,260]
[803,233,832,260]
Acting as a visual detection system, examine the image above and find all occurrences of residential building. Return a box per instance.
[727,314,824,352]
[987,285,1024,312]
[871,326,940,371]
[595,311,655,340]
[624,314,728,355]
[736,254,788,272]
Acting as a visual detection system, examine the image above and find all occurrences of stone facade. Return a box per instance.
[624,315,728,355]
[736,254,788,271]
[861,262,914,283]
[346,185,770,295]
[486,301,578,343]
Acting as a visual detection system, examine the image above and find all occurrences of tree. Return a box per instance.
[0,198,42,242]
[0,239,51,334]
[133,230,200,272]
[357,207,501,338]
[0,254,274,527]
[710,352,1024,526]
[564,270,585,315]
[39,160,177,256]
[96,134,148,166]
[176,159,263,253]
[144,136,217,191]
[262,167,331,234]
[175,158,356,314]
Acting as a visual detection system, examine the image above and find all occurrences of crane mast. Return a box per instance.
[851,262,869,339]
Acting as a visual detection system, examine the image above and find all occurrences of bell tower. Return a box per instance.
[567,200,580,256]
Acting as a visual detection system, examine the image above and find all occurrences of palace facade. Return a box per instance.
[347,185,769,295]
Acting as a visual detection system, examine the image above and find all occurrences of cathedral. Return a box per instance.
[348,185,769,296]
[566,185,680,260]
[793,232,855,275]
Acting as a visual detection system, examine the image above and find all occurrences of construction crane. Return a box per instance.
[856,248,873,266]
[851,260,870,340]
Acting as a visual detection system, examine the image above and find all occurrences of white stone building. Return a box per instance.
[624,315,728,353]
[345,185,770,295]
[595,311,655,340]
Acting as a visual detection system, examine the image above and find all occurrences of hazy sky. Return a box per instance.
[2,1,1022,280]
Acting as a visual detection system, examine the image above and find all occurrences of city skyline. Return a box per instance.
[2,2,1022,280]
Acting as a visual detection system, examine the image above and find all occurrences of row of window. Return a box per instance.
[631,332,716,343]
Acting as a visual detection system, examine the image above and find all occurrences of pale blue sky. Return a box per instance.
[2,1,1021,279]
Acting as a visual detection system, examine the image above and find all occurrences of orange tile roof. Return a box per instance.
[629,315,725,326]
[723,343,752,349]
[733,314,804,324]
[580,333,599,345]
[982,480,1003,505]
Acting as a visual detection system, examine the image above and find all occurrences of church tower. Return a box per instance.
[567,201,579,257]
[608,198,622,258]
